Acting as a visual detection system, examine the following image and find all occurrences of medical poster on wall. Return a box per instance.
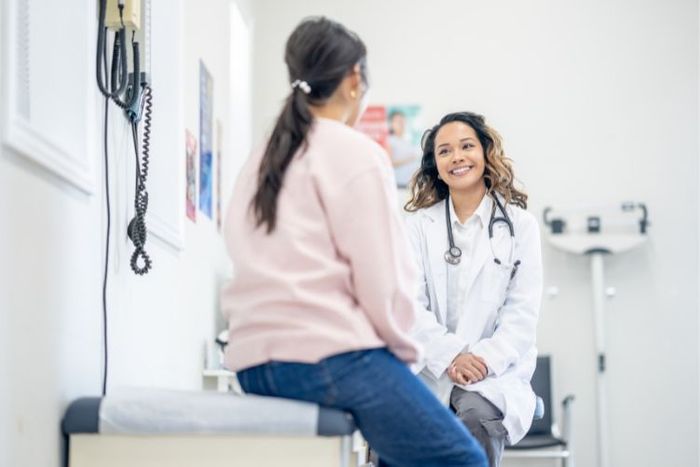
[185,129,197,222]
[355,105,389,150]
[216,119,223,232]
[356,104,424,187]
[386,105,423,188]
[199,61,214,219]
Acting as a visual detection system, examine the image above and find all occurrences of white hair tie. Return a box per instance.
[291,79,312,95]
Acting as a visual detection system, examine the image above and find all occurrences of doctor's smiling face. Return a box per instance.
[434,121,486,194]
[404,111,527,213]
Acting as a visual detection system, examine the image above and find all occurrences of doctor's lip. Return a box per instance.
[449,165,474,176]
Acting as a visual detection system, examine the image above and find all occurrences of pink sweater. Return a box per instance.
[221,117,422,371]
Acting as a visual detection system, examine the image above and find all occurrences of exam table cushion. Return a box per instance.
[62,388,356,437]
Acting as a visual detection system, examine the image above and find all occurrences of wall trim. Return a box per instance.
[1,0,96,195]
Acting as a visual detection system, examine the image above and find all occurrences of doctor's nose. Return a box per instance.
[451,151,466,164]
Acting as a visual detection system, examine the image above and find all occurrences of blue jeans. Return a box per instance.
[237,348,487,467]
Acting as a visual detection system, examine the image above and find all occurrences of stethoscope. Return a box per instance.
[444,194,522,279]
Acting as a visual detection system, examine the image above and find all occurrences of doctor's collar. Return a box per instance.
[448,194,492,227]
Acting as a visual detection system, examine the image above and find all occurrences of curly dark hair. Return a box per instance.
[404,111,527,212]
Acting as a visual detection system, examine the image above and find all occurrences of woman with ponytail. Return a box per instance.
[221,17,486,467]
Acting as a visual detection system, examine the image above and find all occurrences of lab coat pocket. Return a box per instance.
[480,261,511,304]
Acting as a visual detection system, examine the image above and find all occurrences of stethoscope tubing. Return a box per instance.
[443,193,518,272]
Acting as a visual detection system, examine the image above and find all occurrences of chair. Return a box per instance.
[503,355,575,467]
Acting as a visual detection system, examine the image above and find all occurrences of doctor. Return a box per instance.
[404,112,543,467]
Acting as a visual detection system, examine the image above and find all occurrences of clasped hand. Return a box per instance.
[447,353,488,386]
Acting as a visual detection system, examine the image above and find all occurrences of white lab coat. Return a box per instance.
[405,197,543,444]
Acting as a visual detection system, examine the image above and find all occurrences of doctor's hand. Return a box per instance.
[448,353,488,386]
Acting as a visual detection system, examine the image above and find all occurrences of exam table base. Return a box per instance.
[68,434,355,467]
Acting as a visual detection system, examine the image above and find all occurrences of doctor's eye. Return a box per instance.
[463,143,475,150]
[438,148,451,156]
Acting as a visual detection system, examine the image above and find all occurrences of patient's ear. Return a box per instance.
[348,63,363,94]
[338,72,359,102]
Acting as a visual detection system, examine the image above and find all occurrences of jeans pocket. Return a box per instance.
[360,348,380,364]
[263,361,327,400]
[319,350,370,389]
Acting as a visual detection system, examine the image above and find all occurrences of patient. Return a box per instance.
[220,18,486,467]
[404,112,543,467]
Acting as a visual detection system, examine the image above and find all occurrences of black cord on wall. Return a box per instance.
[95,0,153,396]
[101,42,111,397]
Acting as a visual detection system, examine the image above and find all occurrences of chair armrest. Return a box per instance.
[533,396,545,420]
[561,394,575,444]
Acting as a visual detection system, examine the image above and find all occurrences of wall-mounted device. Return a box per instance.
[541,201,650,467]
[621,201,649,234]
[104,0,141,30]
[587,216,601,234]
[543,201,648,240]
[95,0,153,397]
[96,0,153,275]
[542,207,566,234]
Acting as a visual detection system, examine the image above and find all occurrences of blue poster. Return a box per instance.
[199,61,213,218]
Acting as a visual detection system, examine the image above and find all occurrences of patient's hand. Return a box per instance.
[448,353,488,386]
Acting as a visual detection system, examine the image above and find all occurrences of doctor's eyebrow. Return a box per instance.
[436,137,476,150]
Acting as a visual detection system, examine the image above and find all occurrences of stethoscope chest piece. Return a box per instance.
[444,246,462,265]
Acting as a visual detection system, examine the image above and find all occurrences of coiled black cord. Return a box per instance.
[139,86,152,186]
[128,86,152,275]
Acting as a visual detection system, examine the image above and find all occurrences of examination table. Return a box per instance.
[62,388,358,467]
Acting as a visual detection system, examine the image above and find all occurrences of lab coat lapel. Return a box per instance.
[462,205,510,299]
[463,224,492,299]
[425,201,449,325]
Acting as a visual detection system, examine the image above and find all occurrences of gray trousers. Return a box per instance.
[450,387,507,467]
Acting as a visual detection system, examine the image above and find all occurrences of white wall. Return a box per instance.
[250,1,699,467]
[0,0,252,466]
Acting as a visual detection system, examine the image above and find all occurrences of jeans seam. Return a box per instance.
[321,361,338,405]
[264,365,279,395]
[237,371,248,392]
[256,367,268,395]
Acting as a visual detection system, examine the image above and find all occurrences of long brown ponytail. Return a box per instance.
[251,17,367,233]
